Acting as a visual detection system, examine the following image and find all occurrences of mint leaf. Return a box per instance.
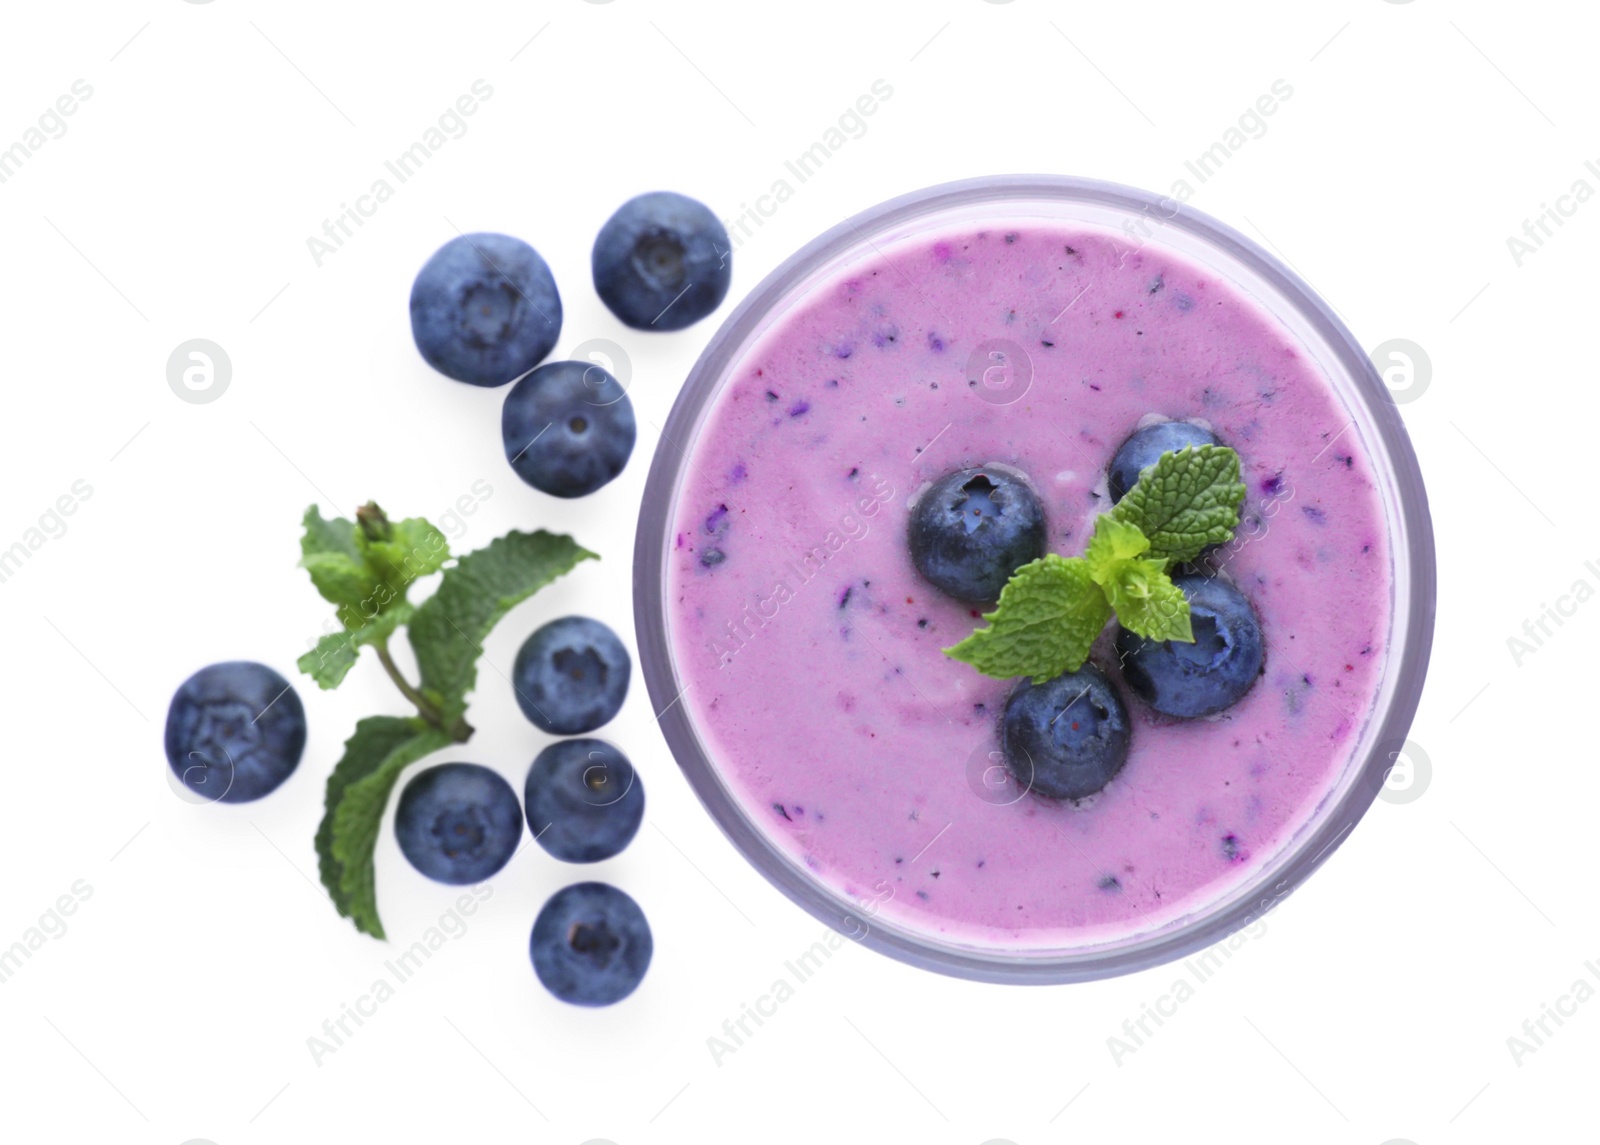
[1102,559,1192,642]
[1110,444,1246,564]
[300,507,374,610]
[301,552,371,609]
[299,632,360,689]
[409,530,598,721]
[944,554,1112,683]
[1084,515,1151,578]
[1083,515,1192,642]
[297,605,413,690]
[302,504,450,617]
[316,716,453,939]
[357,516,450,590]
[301,505,362,563]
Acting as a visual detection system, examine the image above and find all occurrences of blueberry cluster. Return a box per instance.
[911,422,1265,804]
[408,192,732,497]
[393,615,651,1006]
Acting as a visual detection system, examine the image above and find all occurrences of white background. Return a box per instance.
[0,1,1590,1142]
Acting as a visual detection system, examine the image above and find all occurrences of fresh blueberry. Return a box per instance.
[524,739,644,863]
[592,192,731,331]
[531,882,653,1006]
[1115,575,1264,717]
[394,763,522,885]
[513,616,631,734]
[1107,421,1219,503]
[908,466,1047,601]
[164,661,306,803]
[1001,665,1131,802]
[502,360,636,498]
[409,233,563,387]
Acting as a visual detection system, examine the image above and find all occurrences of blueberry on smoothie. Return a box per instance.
[1115,575,1264,717]
[165,661,307,803]
[592,192,731,331]
[513,616,631,734]
[395,763,523,884]
[1001,665,1131,802]
[530,882,653,1006]
[502,360,636,497]
[524,739,644,863]
[1107,421,1219,503]
[909,467,1047,602]
[410,233,562,386]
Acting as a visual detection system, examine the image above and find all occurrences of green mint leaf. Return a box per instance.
[1110,444,1246,564]
[297,605,413,690]
[943,554,1112,683]
[301,505,362,563]
[301,552,371,609]
[408,530,598,721]
[299,632,359,689]
[357,516,451,592]
[1083,516,1192,642]
[1084,515,1151,581]
[301,504,449,625]
[316,715,453,939]
[300,507,373,609]
[1102,559,1193,643]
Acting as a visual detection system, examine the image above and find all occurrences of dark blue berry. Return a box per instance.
[164,661,306,803]
[394,763,523,885]
[1001,665,1131,802]
[524,739,644,863]
[410,233,562,386]
[502,360,636,498]
[530,882,652,1006]
[909,467,1047,602]
[513,616,630,734]
[1107,421,1219,503]
[592,192,731,331]
[1115,575,1264,717]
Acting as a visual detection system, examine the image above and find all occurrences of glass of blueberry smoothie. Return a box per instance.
[634,176,1435,982]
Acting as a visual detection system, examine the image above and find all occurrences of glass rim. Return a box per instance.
[632,174,1437,984]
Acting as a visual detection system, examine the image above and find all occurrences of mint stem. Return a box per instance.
[375,640,473,743]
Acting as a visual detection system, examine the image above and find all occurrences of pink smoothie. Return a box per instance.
[665,224,1390,951]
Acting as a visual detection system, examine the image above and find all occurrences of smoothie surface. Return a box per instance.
[665,223,1391,951]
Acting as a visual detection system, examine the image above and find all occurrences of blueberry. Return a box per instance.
[530,882,652,1006]
[513,616,631,734]
[592,192,731,331]
[1001,665,1131,802]
[164,661,306,803]
[1107,421,1219,503]
[394,763,523,885]
[502,360,637,497]
[1115,575,1264,717]
[410,233,563,387]
[908,467,1047,601]
[524,739,644,863]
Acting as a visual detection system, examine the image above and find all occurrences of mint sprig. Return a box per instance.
[1084,516,1192,644]
[1109,443,1246,563]
[945,445,1244,682]
[298,502,596,938]
[944,555,1111,684]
